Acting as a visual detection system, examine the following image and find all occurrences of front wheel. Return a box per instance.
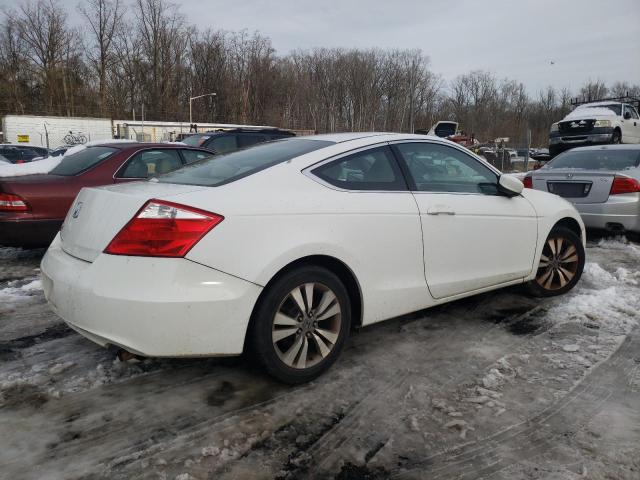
[611,130,622,144]
[249,266,351,384]
[527,227,585,297]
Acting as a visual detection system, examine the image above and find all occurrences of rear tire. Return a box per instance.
[527,227,585,297]
[249,266,351,384]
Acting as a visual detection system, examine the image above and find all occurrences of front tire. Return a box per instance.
[611,129,622,144]
[527,227,585,297]
[249,266,351,384]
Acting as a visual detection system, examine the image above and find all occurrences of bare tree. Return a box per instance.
[79,0,124,115]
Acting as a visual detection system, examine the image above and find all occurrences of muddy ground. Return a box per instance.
[1,236,639,480]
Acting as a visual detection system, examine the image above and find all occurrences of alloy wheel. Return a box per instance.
[535,236,580,291]
[272,282,342,369]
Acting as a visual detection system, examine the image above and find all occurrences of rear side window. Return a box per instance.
[206,135,238,154]
[237,134,266,148]
[312,146,407,191]
[181,149,213,164]
[545,149,640,171]
[117,149,183,178]
[49,147,118,176]
[181,134,210,147]
[159,138,333,187]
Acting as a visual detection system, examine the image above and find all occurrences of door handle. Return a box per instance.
[427,205,456,215]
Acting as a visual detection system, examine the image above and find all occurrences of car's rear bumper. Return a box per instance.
[40,235,263,356]
[573,193,640,233]
[0,218,62,247]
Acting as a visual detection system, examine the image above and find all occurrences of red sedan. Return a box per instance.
[0,142,214,247]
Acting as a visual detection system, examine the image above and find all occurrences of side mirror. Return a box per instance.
[624,111,632,119]
[498,175,524,197]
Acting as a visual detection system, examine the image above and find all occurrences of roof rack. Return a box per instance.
[570,93,640,110]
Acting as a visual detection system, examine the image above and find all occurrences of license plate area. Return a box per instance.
[547,181,592,198]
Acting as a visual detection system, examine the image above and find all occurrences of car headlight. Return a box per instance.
[594,120,611,128]
[550,123,559,132]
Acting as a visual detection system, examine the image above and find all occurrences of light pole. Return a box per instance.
[189,92,217,126]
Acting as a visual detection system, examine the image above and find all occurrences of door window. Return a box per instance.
[312,146,407,191]
[181,149,213,164]
[117,149,182,178]
[395,142,498,194]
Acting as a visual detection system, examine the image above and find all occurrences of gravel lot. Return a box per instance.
[1,236,639,480]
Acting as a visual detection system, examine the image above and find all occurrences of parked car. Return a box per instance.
[531,148,551,169]
[0,144,51,164]
[41,133,585,384]
[0,142,214,247]
[181,127,295,154]
[48,146,72,157]
[549,101,640,158]
[523,144,640,234]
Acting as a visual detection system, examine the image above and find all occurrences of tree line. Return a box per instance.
[1,0,638,146]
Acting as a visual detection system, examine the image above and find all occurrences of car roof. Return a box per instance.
[304,132,445,143]
[88,142,208,149]
[567,144,640,152]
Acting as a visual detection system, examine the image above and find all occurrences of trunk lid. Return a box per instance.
[60,181,208,262]
[530,169,615,204]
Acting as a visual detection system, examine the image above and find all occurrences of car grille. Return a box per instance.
[547,181,592,198]
[558,119,594,134]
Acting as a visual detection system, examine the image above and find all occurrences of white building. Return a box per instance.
[1,115,113,148]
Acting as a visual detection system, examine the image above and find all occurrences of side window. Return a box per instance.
[182,149,212,164]
[237,134,266,148]
[395,142,498,194]
[206,135,237,154]
[118,149,183,178]
[312,146,407,191]
[629,107,640,119]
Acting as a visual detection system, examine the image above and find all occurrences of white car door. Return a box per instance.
[624,105,640,143]
[392,141,538,299]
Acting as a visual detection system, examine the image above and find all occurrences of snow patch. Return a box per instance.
[0,156,63,177]
[0,277,43,302]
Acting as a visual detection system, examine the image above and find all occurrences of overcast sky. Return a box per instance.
[3,0,639,95]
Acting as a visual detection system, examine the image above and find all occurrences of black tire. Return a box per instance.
[527,227,585,297]
[249,266,351,384]
[611,129,622,144]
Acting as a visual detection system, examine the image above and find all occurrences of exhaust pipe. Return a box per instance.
[108,345,144,362]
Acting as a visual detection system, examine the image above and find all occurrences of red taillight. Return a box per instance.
[0,193,29,211]
[609,175,640,195]
[104,199,223,257]
[522,176,533,189]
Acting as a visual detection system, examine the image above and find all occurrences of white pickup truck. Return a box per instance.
[549,101,640,157]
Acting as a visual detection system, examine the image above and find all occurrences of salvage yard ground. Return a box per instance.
[1,236,639,480]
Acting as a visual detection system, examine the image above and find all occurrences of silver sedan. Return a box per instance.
[524,144,640,234]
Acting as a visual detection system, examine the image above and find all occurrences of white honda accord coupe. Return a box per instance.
[41,133,586,383]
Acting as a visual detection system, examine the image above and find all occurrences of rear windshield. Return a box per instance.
[544,149,640,171]
[158,138,333,187]
[181,134,210,147]
[49,146,118,176]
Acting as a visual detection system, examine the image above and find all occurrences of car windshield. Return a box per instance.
[158,138,333,187]
[181,134,210,147]
[584,104,622,116]
[544,149,640,171]
[49,146,119,176]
